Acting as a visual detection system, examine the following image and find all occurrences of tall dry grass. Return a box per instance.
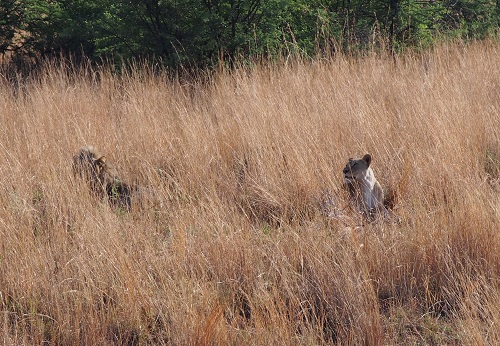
[0,41,499,345]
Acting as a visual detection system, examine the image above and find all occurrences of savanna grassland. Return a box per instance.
[0,41,499,345]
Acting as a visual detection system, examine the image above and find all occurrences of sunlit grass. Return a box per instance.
[0,40,499,345]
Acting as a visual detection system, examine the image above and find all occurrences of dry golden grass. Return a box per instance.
[0,41,499,345]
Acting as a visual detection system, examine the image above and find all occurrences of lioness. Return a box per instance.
[72,146,132,210]
[343,154,385,216]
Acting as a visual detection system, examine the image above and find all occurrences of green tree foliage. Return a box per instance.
[440,0,499,38]
[0,0,20,54]
[0,0,498,69]
[0,0,108,62]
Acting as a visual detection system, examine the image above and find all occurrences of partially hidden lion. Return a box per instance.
[342,154,385,217]
[72,146,132,210]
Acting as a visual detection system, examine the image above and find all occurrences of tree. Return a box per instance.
[0,0,21,55]
[1,0,499,70]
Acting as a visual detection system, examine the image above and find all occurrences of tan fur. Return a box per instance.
[342,154,385,216]
[72,146,132,210]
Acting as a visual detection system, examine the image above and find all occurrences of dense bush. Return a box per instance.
[1,0,499,69]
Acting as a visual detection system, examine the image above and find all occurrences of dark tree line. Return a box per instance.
[1,0,499,69]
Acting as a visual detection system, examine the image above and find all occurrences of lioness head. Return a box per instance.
[342,154,372,183]
[73,146,106,189]
[73,146,133,210]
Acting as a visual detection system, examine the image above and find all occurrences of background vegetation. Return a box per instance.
[0,40,499,344]
[1,0,500,70]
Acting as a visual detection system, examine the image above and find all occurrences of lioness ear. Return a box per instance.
[362,154,372,166]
